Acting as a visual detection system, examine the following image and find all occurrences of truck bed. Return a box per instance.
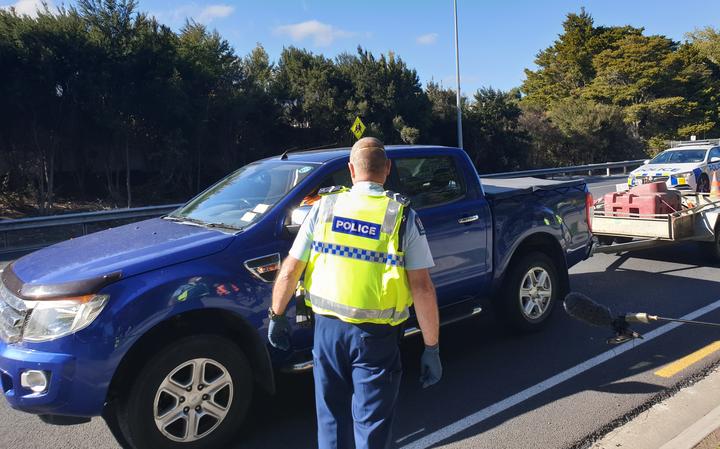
[481,177,587,200]
[480,176,591,276]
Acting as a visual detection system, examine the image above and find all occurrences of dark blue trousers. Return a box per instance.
[313,314,402,449]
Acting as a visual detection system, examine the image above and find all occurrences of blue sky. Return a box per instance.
[4,0,720,93]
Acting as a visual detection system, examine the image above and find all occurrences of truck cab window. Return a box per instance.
[392,157,466,209]
[300,168,352,207]
[319,168,352,190]
[292,167,353,226]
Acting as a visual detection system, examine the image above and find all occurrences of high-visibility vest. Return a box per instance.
[304,186,412,326]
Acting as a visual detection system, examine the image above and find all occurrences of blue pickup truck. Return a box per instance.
[0,145,592,448]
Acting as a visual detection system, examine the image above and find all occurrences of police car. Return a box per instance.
[627,139,720,192]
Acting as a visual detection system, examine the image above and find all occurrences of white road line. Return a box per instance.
[399,298,720,449]
[395,428,426,444]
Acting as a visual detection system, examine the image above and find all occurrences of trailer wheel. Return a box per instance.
[495,251,559,332]
[597,236,615,246]
[111,335,253,449]
[700,226,720,263]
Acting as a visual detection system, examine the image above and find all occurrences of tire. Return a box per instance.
[495,251,560,333]
[597,236,632,246]
[113,335,253,449]
[596,236,615,246]
[700,227,720,263]
[103,406,132,449]
[697,174,710,193]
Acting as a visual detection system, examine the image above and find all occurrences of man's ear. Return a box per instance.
[385,159,392,177]
[348,162,356,182]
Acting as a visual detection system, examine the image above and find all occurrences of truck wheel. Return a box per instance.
[697,174,710,193]
[496,252,559,332]
[116,335,253,449]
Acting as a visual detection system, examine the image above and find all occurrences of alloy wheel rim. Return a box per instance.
[519,267,552,320]
[153,358,234,442]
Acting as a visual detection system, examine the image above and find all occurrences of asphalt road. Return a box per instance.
[5,175,720,449]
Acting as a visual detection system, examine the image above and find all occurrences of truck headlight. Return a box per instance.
[23,295,109,342]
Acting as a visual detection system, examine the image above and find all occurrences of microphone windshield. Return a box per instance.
[563,292,614,327]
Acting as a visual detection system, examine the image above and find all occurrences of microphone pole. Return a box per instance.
[563,293,720,345]
[625,313,720,328]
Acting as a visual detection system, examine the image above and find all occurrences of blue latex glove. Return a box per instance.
[419,344,442,388]
[268,314,291,351]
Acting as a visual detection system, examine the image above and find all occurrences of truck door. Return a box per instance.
[388,155,491,307]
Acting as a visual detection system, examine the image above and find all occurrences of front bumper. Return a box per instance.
[0,340,99,417]
[0,341,107,417]
[627,174,696,190]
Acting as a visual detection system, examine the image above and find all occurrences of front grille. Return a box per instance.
[0,281,28,343]
[638,176,668,183]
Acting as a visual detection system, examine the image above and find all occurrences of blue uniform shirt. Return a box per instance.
[289,181,435,270]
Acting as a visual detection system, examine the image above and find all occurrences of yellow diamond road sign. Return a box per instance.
[350,117,366,139]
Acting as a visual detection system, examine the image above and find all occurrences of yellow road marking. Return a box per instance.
[655,341,720,378]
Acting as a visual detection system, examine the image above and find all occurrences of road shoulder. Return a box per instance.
[592,367,720,449]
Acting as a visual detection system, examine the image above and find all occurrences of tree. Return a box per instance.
[392,116,420,144]
[2,5,717,216]
[337,48,430,144]
[177,21,242,192]
[685,27,720,138]
[548,98,642,164]
[425,81,463,147]
[464,88,529,172]
[274,47,349,145]
[522,10,640,108]
[687,27,720,65]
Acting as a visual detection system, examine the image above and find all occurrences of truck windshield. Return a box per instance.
[650,149,707,164]
[169,162,317,230]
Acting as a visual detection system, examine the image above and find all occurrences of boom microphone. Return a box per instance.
[563,292,614,327]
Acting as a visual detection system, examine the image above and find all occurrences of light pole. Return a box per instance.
[453,0,463,149]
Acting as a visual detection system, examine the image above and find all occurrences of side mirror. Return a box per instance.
[285,205,312,236]
[710,157,720,163]
[643,160,650,165]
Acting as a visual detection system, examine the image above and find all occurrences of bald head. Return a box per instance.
[349,137,390,183]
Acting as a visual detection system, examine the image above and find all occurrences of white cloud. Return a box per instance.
[0,0,53,17]
[274,20,355,47]
[417,33,438,45]
[197,4,234,23]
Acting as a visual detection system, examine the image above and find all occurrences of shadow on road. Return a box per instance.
[592,380,665,395]
[604,242,720,272]
[3,248,718,449]
[226,261,720,449]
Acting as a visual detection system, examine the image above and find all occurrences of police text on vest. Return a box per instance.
[332,217,381,240]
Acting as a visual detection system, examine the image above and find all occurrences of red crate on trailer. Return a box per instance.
[604,182,681,216]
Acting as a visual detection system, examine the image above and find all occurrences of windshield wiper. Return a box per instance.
[163,215,209,227]
[164,215,242,232]
[205,222,243,232]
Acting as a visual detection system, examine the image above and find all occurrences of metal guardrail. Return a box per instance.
[0,204,182,231]
[0,159,645,256]
[0,204,182,255]
[481,159,645,179]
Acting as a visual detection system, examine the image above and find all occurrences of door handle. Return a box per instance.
[458,215,479,224]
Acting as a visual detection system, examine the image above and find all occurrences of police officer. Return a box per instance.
[268,137,441,449]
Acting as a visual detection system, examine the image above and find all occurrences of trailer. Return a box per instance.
[591,192,720,260]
